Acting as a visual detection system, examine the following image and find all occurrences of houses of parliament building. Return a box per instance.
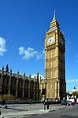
[0,64,40,100]
[0,12,66,101]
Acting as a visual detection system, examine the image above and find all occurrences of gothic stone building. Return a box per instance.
[40,12,66,100]
[0,12,66,101]
[0,65,40,100]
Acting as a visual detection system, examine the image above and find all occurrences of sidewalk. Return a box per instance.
[1,109,49,118]
[0,104,65,118]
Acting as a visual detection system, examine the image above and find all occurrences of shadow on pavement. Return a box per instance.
[60,115,78,118]
[6,107,29,111]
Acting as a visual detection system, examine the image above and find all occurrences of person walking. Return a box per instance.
[2,99,5,106]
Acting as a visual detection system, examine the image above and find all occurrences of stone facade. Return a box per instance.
[0,64,40,100]
[40,12,66,100]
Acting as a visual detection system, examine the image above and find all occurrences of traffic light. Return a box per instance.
[42,88,46,95]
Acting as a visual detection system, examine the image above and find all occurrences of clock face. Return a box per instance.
[47,36,54,45]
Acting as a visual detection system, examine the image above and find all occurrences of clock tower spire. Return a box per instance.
[52,10,56,22]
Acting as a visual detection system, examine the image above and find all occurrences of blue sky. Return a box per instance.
[0,0,78,91]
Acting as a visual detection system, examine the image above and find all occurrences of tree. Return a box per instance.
[2,94,16,100]
[72,91,78,97]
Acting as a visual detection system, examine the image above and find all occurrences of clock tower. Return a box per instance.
[44,11,66,100]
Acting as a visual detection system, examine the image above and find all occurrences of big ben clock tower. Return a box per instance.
[45,11,66,100]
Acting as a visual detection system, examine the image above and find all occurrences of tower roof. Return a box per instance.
[46,11,59,33]
[52,10,57,22]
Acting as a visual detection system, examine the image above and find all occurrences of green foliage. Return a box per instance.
[0,94,16,100]
[72,91,78,96]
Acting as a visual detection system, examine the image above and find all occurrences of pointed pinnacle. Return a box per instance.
[52,10,56,22]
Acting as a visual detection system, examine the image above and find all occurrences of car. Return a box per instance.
[67,101,75,106]
[61,99,68,105]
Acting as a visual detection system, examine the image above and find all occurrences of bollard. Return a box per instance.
[0,110,1,115]
[44,104,47,110]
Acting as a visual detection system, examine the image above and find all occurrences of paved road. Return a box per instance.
[27,104,78,118]
[0,103,78,118]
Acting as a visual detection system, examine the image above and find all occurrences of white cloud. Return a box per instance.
[19,46,44,60]
[36,49,44,59]
[0,37,7,56]
[66,79,78,84]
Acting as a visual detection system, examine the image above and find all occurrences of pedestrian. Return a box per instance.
[2,99,5,106]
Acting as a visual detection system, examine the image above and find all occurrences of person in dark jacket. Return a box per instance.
[2,99,5,106]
